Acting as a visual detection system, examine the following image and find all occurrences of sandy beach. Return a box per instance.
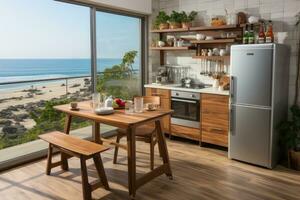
[0,77,91,132]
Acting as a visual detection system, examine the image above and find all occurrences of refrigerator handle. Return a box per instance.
[230,106,235,135]
[230,76,234,100]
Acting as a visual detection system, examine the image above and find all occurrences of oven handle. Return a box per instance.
[171,98,198,104]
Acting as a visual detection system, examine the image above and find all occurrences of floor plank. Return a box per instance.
[0,138,300,200]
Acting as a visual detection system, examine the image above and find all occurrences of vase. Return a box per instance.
[159,23,169,30]
[169,22,181,29]
[182,22,192,29]
[289,150,300,170]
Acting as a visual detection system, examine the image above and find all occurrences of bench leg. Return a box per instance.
[93,154,110,190]
[46,144,53,175]
[80,157,92,200]
[61,153,69,171]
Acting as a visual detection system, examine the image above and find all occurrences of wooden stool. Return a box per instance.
[39,131,110,200]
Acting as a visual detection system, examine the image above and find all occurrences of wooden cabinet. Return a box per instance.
[171,124,200,141]
[200,94,229,147]
[146,88,171,133]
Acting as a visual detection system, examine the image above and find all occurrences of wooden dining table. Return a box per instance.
[54,101,173,199]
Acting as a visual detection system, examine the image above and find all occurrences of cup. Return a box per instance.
[146,103,155,110]
[90,93,101,110]
[134,97,144,113]
[125,100,134,114]
[70,102,78,110]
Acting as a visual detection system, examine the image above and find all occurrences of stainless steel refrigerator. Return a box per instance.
[229,44,290,169]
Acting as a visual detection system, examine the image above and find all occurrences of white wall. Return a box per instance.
[75,0,152,15]
[151,0,300,106]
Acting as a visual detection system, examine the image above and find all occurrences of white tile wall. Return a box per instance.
[150,0,300,106]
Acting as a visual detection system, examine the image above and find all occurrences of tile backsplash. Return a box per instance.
[149,0,300,106]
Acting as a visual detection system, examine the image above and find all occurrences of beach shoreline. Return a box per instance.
[0,77,92,135]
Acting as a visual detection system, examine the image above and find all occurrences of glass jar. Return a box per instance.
[134,97,144,113]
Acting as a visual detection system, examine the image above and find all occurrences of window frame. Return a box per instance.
[57,0,148,94]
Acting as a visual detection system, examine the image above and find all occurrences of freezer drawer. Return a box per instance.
[229,105,271,168]
[231,46,273,107]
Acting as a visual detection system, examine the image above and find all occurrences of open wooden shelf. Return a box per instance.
[192,55,230,61]
[150,46,194,50]
[151,24,244,33]
[150,28,189,33]
[189,24,239,31]
[190,38,236,44]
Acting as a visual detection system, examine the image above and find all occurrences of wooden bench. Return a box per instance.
[39,131,110,200]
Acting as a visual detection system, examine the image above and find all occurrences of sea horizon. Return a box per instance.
[0,58,138,91]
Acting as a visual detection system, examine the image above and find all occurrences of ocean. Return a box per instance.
[0,58,134,91]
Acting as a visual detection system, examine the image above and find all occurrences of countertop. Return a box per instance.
[144,83,230,96]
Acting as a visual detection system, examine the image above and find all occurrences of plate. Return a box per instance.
[94,107,114,115]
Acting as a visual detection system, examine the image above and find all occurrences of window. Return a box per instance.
[0,0,145,170]
[96,11,142,100]
[0,0,93,168]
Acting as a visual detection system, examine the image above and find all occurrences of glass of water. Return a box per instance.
[134,97,144,113]
[125,100,134,114]
[90,93,100,110]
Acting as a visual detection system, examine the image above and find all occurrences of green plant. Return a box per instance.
[169,11,183,24]
[155,11,169,26]
[278,105,300,152]
[96,50,140,100]
[277,12,300,164]
[181,11,197,23]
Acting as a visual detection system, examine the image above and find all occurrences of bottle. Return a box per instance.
[248,24,255,44]
[258,22,265,44]
[265,21,274,43]
[243,24,249,44]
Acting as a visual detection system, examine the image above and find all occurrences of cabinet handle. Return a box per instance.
[152,93,162,96]
[211,128,223,132]
[230,76,234,100]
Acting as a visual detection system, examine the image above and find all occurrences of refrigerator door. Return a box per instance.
[231,44,273,107]
[229,104,271,168]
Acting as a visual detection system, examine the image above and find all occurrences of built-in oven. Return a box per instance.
[171,90,200,128]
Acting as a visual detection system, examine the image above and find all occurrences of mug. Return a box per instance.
[70,102,78,109]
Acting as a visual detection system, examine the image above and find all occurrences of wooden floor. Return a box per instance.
[0,137,300,200]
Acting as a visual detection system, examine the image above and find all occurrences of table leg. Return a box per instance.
[127,126,136,199]
[155,120,173,178]
[93,122,102,144]
[61,114,72,170]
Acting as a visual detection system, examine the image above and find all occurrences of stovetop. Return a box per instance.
[174,84,212,90]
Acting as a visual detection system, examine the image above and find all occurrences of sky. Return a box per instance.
[0,0,140,59]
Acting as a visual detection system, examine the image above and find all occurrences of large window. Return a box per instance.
[96,11,142,99]
[0,0,93,168]
[0,1,145,169]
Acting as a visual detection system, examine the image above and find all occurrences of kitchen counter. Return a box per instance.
[144,84,229,96]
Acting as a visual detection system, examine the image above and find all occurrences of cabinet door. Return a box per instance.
[145,88,171,133]
[160,98,171,132]
[145,88,170,99]
[201,94,229,147]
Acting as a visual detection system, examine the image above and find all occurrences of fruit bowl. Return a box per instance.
[112,98,126,110]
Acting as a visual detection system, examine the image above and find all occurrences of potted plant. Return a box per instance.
[155,11,170,30]
[168,11,183,29]
[181,11,197,28]
[278,12,300,170]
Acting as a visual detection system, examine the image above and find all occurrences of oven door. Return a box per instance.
[171,98,200,128]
